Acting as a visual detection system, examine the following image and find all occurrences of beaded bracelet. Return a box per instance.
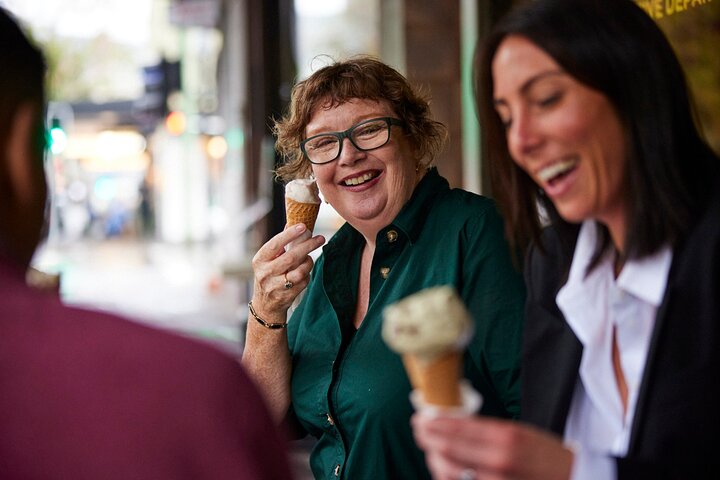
[248,301,288,329]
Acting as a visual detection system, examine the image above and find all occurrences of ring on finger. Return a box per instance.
[283,273,294,289]
[459,468,477,480]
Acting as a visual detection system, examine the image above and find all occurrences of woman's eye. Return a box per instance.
[355,124,382,138]
[496,112,512,130]
[308,137,336,150]
[538,92,561,107]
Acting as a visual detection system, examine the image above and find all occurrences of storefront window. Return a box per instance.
[292,0,381,237]
[635,0,720,152]
[294,0,379,79]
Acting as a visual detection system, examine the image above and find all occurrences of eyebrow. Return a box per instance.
[305,114,389,137]
[493,69,565,108]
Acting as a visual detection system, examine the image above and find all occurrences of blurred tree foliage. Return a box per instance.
[654,4,720,153]
[41,34,143,103]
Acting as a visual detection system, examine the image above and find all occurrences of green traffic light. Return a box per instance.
[49,118,67,154]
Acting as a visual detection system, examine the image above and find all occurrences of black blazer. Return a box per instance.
[521,192,720,479]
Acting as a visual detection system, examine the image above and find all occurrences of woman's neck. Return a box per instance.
[600,207,627,259]
[353,242,375,328]
[605,220,626,278]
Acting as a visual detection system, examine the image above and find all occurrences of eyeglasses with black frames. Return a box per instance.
[300,117,404,165]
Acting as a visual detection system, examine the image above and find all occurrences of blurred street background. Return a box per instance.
[2,0,717,343]
[34,239,246,354]
[1,0,718,478]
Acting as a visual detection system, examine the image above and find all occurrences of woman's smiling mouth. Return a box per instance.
[343,171,380,186]
[537,159,578,186]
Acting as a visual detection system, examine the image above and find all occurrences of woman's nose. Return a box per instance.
[336,137,365,165]
[507,110,542,161]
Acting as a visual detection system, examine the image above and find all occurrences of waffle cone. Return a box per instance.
[285,198,320,232]
[403,351,462,407]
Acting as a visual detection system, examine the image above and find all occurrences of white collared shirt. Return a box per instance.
[556,221,673,479]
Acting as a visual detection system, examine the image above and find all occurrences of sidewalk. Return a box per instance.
[34,238,247,355]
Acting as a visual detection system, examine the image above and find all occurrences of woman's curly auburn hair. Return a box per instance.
[273,55,447,183]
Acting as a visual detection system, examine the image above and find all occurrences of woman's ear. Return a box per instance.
[4,103,43,206]
[0,102,48,265]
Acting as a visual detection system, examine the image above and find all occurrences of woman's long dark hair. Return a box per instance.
[0,8,46,165]
[477,0,719,261]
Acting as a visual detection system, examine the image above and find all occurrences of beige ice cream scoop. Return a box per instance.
[383,285,474,407]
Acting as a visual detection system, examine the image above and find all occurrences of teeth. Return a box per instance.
[344,173,375,186]
[537,160,577,183]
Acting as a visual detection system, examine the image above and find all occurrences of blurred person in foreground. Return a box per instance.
[0,8,292,479]
[412,0,720,479]
[242,56,526,479]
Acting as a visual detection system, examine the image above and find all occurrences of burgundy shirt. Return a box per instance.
[0,257,292,479]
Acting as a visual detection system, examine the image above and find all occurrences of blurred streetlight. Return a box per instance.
[165,110,187,136]
[206,135,227,160]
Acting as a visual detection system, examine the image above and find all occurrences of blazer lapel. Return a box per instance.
[525,316,583,436]
[521,223,583,435]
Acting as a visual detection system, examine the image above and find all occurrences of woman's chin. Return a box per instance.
[345,206,393,230]
[555,204,589,225]
[347,210,383,225]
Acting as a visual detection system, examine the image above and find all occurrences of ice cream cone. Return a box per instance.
[402,354,424,391]
[382,286,475,410]
[285,197,320,232]
[284,178,321,233]
[403,351,462,407]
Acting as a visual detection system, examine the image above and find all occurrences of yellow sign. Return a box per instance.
[635,0,713,19]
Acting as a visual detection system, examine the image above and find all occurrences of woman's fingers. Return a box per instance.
[253,226,323,276]
[412,414,573,480]
[423,450,469,480]
[254,224,308,263]
[283,255,316,288]
[414,415,513,466]
[251,223,325,311]
[275,233,325,273]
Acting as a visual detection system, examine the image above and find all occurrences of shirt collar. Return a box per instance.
[391,167,449,244]
[616,245,672,306]
[562,221,672,308]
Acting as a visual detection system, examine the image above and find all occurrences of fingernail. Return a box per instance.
[295,223,305,232]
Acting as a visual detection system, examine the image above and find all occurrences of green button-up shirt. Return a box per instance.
[287,168,526,479]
